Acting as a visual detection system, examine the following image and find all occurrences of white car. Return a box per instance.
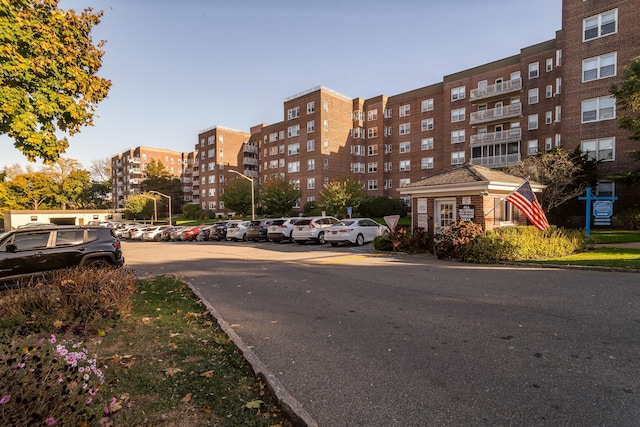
[291,216,339,245]
[325,218,389,247]
[142,225,171,241]
[225,221,250,241]
[266,218,298,243]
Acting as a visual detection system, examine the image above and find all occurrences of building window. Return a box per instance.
[581,137,614,161]
[399,160,411,171]
[546,58,553,72]
[207,136,215,145]
[451,108,465,122]
[421,137,434,150]
[399,178,411,187]
[364,144,377,157]
[323,139,329,152]
[368,162,378,173]
[307,178,315,190]
[307,101,315,114]
[351,162,365,173]
[399,123,411,135]
[583,53,616,82]
[384,126,393,136]
[324,158,329,170]
[546,85,553,98]
[208,148,215,157]
[581,96,615,122]
[451,129,465,143]
[287,143,300,155]
[528,88,539,104]
[527,140,539,155]
[421,157,434,169]
[421,98,434,112]
[451,151,465,165]
[529,62,539,79]
[399,141,411,153]
[399,104,411,117]
[208,175,216,184]
[208,162,215,171]
[584,9,617,41]
[352,128,365,139]
[269,132,278,142]
[352,110,364,121]
[209,202,216,210]
[384,179,392,189]
[421,118,434,131]
[323,100,329,112]
[307,120,315,133]
[287,106,300,120]
[596,181,615,197]
[351,145,365,156]
[528,114,538,130]
[307,139,315,152]
[367,109,378,121]
[384,161,392,172]
[384,144,392,154]
[307,158,315,171]
[287,161,300,173]
[545,137,553,151]
[546,111,553,124]
[451,86,466,101]
[287,125,300,137]
[208,188,215,197]
[367,180,378,191]
[367,127,378,139]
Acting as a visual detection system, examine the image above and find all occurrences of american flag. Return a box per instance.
[507,180,549,231]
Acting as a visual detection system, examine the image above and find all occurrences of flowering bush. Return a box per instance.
[373,226,431,254]
[433,220,485,259]
[0,334,110,426]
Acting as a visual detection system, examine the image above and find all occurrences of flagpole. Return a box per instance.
[483,179,529,217]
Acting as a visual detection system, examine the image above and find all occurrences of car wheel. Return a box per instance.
[317,232,325,244]
[85,258,112,269]
[356,234,364,246]
[242,234,248,242]
[154,235,162,242]
[330,242,338,247]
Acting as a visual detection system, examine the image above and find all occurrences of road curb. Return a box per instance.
[189,284,319,427]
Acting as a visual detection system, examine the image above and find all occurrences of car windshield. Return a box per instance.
[295,219,311,226]
[336,220,355,226]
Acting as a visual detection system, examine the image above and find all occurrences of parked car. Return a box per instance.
[142,225,171,241]
[245,219,273,242]
[225,221,250,241]
[160,225,179,241]
[169,226,188,241]
[130,226,149,240]
[210,221,229,241]
[0,225,125,287]
[181,225,205,241]
[291,216,339,245]
[324,218,389,247]
[195,225,214,241]
[266,218,298,243]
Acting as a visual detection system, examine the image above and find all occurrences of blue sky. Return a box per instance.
[1,0,562,172]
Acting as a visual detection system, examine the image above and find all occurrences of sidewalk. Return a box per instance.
[592,241,640,249]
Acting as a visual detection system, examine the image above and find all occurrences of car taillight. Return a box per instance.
[309,222,316,228]
[113,242,120,249]
[338,228,353,233]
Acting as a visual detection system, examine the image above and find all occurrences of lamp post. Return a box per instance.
[229,169,255,221]
[141,194,157,224]
[149,190,172,225]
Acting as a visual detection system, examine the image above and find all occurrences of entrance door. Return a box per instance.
[434,199,456,233]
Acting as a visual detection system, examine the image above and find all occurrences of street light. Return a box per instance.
[229,169,255,221]
[141,194,157,224]
[149,190,172,225]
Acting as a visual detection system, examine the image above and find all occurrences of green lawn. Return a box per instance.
[589,229,640,244]
[533,247,640,270]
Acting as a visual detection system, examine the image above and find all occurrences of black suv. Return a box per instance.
[0,225,125,285]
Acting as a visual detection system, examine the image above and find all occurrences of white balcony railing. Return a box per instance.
[471,153,521,168]
[243,157,259,166]
[470,78,522,101]
[243,144,258,153]
[470,128,522,146]
[469,103,522,125]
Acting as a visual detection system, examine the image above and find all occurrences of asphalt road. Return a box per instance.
[124,240,640,427]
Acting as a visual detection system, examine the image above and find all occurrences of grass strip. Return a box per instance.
[530,247,640,270]
[98,275,288,427]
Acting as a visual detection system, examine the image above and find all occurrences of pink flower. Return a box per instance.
[38,338,45,345]
[49,334,57,344]
[104,406,110,414]
[86,397,93,404]
[0,395,10,404]
[45,417,56,425]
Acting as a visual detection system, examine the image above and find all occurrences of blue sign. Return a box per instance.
[593,201,613,218]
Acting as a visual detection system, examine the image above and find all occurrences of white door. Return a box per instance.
[434,199,456,233]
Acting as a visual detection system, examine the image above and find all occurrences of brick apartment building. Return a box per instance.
[112,0,638,218]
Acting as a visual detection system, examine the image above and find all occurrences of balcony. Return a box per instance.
[243,144,258,154]
[243,157,258,166]
[129,157,141,164]
[129,178,141,185]
[470,103,522,125]
[470,78,522,101]
[470,128,522,146]
[243,169,259,178]
[471,153,521,168]
[129,167,141,175]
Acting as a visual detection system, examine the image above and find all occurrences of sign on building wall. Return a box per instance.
[459,205,475,221]
[417,198,428,214]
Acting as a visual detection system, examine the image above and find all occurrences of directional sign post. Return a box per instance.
[578,188,617,238]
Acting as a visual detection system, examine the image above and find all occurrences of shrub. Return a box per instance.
[433,220,485,259]
[0,334,109,426]
[619,206,640,230]
[460,226,588,263]
[0,268,137,337]
[374,226,431,254]
[182,203,199,219]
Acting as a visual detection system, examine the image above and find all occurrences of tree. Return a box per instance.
[89,157,112,182]
[5,171,57,210]
[123,194,154,220]
[140,160,183,214]
[504,148,599,212]
[319,176,367,217]
[0,0,111,163]
[611,56,640,141]
[42,158,90,209]
[358,197,408,218]
[261,177,301,217]
[221,177,253,217]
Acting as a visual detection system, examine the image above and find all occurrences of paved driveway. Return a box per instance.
[124,240,640,427]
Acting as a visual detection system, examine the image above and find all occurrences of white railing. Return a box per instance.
[243,157,259,166]
[470,78,522,100]
[471,153,521,167]
[470,103,522,125]
[243,144,258,153]
[470,128,522,146]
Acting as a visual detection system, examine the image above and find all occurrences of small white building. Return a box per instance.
[4,210,126,230]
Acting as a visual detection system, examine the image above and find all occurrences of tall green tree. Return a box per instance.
[611,56,640,183]
[261,177,301,217]
[123,194,155,220]
[0,0,111,163]
[5,171,57,210]
[221,177,253,217]
[140,160,183,214]
[319,176,367,217]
